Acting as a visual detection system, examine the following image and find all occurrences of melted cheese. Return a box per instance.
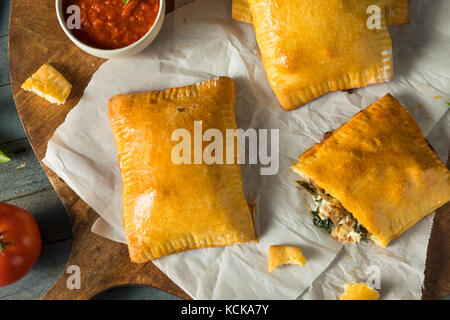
[332,214,361,242]
[315,190,368,243]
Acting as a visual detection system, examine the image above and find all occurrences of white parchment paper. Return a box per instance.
[43,0,449,299]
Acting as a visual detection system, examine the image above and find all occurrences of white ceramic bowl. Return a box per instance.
[55,0,165,59]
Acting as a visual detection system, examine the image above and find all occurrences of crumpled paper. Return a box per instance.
[300,1,450,300]
[43,0,449,299]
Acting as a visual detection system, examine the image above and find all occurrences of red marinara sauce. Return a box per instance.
[63,0,160,49]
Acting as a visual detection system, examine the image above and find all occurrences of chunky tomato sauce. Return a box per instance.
[64,0,160,49]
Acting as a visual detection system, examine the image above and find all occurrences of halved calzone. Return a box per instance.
[108,77,255,262]
[291,94,450,247]
[233,0,409,26]
[247,0,394,110]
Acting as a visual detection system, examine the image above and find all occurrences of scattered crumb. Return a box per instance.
[411,104,423,111]
[21,63,72,105]
[16,163,26,169]
[268,245,307,272]
[433,96,442,100]
[340,283,379,300]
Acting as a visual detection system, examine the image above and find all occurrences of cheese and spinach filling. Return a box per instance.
[296,181,371,243]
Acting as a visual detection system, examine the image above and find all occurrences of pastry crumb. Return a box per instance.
[21,63,72,105]
[268,245,306,272]
[340,282,379,300]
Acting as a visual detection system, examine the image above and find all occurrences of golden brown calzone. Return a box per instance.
[292,94,450,247]
[232,0,409,25]
[109,77,255,262]
[247,0,394,110]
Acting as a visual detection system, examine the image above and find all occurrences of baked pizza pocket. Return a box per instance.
[109,77,255,262]
[233,0,409,25]
[247,0,395,110]
[292,94,450,247]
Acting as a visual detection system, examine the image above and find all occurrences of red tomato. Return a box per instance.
[0,203,42,286]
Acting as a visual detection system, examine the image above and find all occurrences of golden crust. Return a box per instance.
[267,245,307,272]
[385,0,410,25]
[21,63,72,104]
[248,0,393,110]
[292,94,450,247]
[232,0,409,25]
[232,0,253,24]
[340,283,379,300]
[108,77,255,262]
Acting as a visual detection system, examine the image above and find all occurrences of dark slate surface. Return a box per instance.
[0,0,73,299]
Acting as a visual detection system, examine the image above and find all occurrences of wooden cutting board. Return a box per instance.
[8,0,449,300]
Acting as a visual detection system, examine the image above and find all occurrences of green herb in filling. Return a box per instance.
[311,209,334,234]
[353,223,369,242]
[295,179,371,241]
[360,233,369,242]
[295,181,318,197]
